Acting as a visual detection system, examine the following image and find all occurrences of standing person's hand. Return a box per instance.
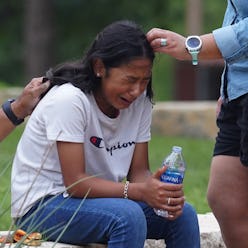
[11,77,50,119]
[147,28,190,61]
[216,97,223,118]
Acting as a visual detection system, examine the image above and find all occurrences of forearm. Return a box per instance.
[0,108,15,141]
[0,99,26,142]
[199,33,223,60]
[66,175,144,201]
[64,168,184,214]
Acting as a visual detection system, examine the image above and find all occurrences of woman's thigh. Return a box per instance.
[208,155,248,217]
[18,196,147,247]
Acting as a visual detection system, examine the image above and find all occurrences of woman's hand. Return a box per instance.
[216,96,223,118]
[146,28,190,61]
[12,77,50,119]
[142,166,185,220]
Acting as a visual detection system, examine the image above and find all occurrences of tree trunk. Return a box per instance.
[186,0,202,35]
[23,0,55,81]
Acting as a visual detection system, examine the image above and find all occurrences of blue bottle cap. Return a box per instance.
[172,146,182,153]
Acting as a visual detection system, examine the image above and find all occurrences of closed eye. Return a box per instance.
[126,76,151,84]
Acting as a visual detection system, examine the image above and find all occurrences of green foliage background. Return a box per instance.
[0,0,226,101]
[0,0,225,230]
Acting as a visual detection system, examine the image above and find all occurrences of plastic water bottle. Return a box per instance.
[154,146,186,217]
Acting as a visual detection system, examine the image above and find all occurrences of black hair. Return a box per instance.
[43,20,155,101]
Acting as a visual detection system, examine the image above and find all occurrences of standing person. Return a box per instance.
[0,78,50,141]
[11,20,200,248]
[147,1,248,247]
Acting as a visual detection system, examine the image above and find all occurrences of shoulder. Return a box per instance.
[53,83,84,97]
[45,83,88,104]
[35,83,91,116]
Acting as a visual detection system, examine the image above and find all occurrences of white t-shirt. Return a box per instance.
[11,83,152,218]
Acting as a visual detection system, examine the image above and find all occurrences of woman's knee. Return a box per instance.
[207,184,216,210]
[117,200,147,229]
[207,183,243,221]
[170,203,200,246]
[107,200,147,244]
[182,203,199,226]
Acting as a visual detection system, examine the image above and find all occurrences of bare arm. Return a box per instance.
[57,141,127,198]
[0,108,16,141]
[0,77,50,141]
[58,141,185,220]
[200,33,223,60]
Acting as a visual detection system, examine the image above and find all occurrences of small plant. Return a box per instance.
[0,139,93,248]
[0,159,91,247]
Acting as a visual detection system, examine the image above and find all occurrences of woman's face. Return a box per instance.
[94,58,152,117]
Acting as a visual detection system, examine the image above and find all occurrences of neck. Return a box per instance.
[93,93,119,118]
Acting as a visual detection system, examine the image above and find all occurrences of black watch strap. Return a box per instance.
[2,99,24,125]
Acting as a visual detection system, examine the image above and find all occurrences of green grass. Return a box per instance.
[0,125,24,230]
[0,125,214,230]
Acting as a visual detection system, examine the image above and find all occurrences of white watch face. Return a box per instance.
[186,36,202,52]
[185,36,202,65]
[187,37,201,48]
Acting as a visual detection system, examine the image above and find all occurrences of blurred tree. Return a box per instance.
[53,0,179,62]
[186,0,202,34]
[0,1,23,85]
[24,0,55,80]
[0,0,226,101]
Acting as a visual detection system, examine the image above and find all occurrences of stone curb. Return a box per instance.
[152,101,218,139]
[0,213,225,248]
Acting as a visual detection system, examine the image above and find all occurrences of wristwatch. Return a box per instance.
[185,35,202,65]
[2,99,24,125]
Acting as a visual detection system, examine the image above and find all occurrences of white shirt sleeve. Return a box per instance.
[42,84,90,143]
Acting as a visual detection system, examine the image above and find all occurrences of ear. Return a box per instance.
[93,58,105,77]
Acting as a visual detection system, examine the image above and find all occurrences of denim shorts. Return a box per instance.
[214,93,248,166]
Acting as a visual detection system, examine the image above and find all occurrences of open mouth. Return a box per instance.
[121,96,130,103]
[120,96,135,105]
[119,97,133,108]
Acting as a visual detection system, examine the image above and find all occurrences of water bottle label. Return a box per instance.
[160,171,184,184]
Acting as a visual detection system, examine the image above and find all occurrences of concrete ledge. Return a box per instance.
[0,213,225,248]
[198,213,225,248]
[152,101,218,139]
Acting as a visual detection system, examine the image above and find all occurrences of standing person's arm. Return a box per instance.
[0,77,50,141]
[146,29,222,61]
[147,15,248,62]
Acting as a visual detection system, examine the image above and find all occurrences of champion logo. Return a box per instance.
[89,136,135,156]
[90,136,104,148]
